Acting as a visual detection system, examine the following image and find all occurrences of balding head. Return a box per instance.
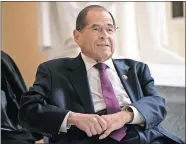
[76,5,116,31]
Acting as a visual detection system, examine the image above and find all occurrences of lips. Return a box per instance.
[97,44,109,46]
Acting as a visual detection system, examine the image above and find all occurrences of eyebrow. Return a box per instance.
[90,24,115,28]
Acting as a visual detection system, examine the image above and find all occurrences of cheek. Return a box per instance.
[110,38,116,51]
[85,36,96,47]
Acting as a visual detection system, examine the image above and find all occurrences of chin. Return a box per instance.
[97,54,112,62]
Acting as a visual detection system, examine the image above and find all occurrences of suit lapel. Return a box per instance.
[67,54,95,114]
[113,59,139,102]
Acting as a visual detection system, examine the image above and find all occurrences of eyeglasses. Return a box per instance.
[79,24,119,34]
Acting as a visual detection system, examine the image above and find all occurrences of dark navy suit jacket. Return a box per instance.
[19,54,183,144]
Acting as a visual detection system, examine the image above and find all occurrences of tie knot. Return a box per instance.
[94,63,107,71]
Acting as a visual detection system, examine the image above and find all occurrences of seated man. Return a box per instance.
[18,5,184,144]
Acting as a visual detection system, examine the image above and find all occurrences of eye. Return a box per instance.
[92,27,99,31]
[108,28,114,32]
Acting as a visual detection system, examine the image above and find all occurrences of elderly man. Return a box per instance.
[19,5,183,144]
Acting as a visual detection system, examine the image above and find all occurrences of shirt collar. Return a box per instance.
[81,53,116,72]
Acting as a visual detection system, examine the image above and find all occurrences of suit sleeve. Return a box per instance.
[18,63,69,138]
[130,64,167,130]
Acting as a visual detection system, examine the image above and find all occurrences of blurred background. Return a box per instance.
[1,1,185,143]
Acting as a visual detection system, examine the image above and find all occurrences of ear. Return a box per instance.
[73,30,81,43]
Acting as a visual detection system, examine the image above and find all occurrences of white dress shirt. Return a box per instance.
[59,53,144,133]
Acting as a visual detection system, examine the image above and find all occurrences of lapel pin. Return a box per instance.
[122,75,128,80]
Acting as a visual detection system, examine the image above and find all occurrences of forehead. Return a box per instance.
[85,10,113,25]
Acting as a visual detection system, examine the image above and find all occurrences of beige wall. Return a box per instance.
[166,2,185,57]
[2,2,48,87]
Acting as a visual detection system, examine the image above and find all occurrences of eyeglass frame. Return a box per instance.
[77,24,119,34]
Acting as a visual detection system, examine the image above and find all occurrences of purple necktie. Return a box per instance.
[94,63,126,141]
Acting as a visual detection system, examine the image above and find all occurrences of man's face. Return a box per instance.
[74,10,116,62]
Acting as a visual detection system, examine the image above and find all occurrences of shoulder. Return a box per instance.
[113,58,147,68]
[42,58,72,66]
[38,57,74,72]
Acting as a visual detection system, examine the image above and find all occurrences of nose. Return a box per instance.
[99,28,109,39]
